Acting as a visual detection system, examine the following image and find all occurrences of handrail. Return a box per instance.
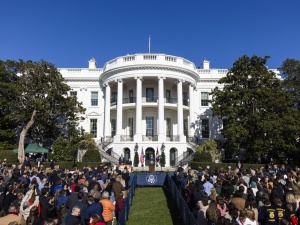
[120,135,134,142]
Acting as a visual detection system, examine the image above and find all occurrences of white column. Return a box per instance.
[158,77,165,142]
[104,83,111,138]
[189,84,195,136]
[177,80,184,139]
[115,79,123,141]
[134,76,142,142]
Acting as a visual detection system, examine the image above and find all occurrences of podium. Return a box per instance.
[149,160,155,172]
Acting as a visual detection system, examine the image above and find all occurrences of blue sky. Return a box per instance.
[0,1,299,69]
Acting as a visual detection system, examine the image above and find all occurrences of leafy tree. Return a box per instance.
[194,140,219,162]
[0,60,19,150]
[49,136,72,162]
[78,133,101,162]
[77,133,98,151]
[211,55,292,161]
[1,60,85,163]
[279,59,300,156]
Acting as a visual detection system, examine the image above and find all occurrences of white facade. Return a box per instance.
[59,54,280,166]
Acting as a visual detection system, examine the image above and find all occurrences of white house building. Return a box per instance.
[58,53,280,166]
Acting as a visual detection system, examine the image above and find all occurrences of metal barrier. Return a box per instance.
[117,173,198,225]
[165,175,198,225]
[117,174,137,225]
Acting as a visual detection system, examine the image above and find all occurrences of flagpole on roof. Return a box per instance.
[148,35,151,53]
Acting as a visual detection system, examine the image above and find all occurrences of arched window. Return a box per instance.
[170,148,177,166]
[124,148,131,164]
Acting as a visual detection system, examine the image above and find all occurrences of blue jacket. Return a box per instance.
[86,201,104,222]
[72,200,88,223]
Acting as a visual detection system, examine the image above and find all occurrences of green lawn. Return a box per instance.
[126,187,184,225]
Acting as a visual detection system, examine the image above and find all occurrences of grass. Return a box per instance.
[126,187,184,225]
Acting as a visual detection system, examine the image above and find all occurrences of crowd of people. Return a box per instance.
[0,158,130,225]
[175,160,300,225]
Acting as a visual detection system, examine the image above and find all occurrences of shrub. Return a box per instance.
[0,150,18,164]
[160,151,166,166]
[82,150,101,162]
[49,137,72,162]
[134,151,139,167]
[194,151,212,162]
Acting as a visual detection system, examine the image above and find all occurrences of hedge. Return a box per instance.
[0,150,19,164]
[189,161,265,171]
[28,161,111,170]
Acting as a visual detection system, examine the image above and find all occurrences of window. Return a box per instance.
[111,119,116,136]
[129,90,134,103]
[70,91,77,97]
[221,118,228,136]
[166,118,171,137]
[166,90,171,103]
[128,118,133,137]
[91,91,98,106]
[146,117,154,136]
[70,91,77,106]
[111,92,117,104]
[90,119,97,137]
[183,92,188,106]
[201,92,209,106]
[184,119,188,137]
[201,119,209,138]
[146,88,154,102]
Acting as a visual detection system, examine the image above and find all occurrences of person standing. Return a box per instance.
[86,196,105,223]
[118,154,124,165]
[100,191,115,225]
[0,205,25,225]
[65,206,81,225]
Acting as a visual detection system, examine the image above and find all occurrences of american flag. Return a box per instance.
[140,147,144,163]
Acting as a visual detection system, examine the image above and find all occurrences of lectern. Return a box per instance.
[149,158,155,172]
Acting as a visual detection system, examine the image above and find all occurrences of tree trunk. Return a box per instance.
[18,110,37,164]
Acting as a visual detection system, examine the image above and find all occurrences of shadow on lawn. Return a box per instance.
[162,186,185,225]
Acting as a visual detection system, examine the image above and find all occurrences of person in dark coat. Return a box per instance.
[3,186,17,213]
[65,205,81,225]
[65,186,87,214]
[71,192,88,224]
[121,167,130,190]
[118,154,124,165]
[270,180,285,205]
[86,196,104,223]
[115,192,125,221]
[258,197,277,225]
[39,188,50,221]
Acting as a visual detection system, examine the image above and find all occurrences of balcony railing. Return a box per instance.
[142,97,158,103]
[120,135,134,142]
[166,135,180,142]
[110,97,189,106]
[165,98,177,104]
[142,135,158,141]
[123,97,136,104]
